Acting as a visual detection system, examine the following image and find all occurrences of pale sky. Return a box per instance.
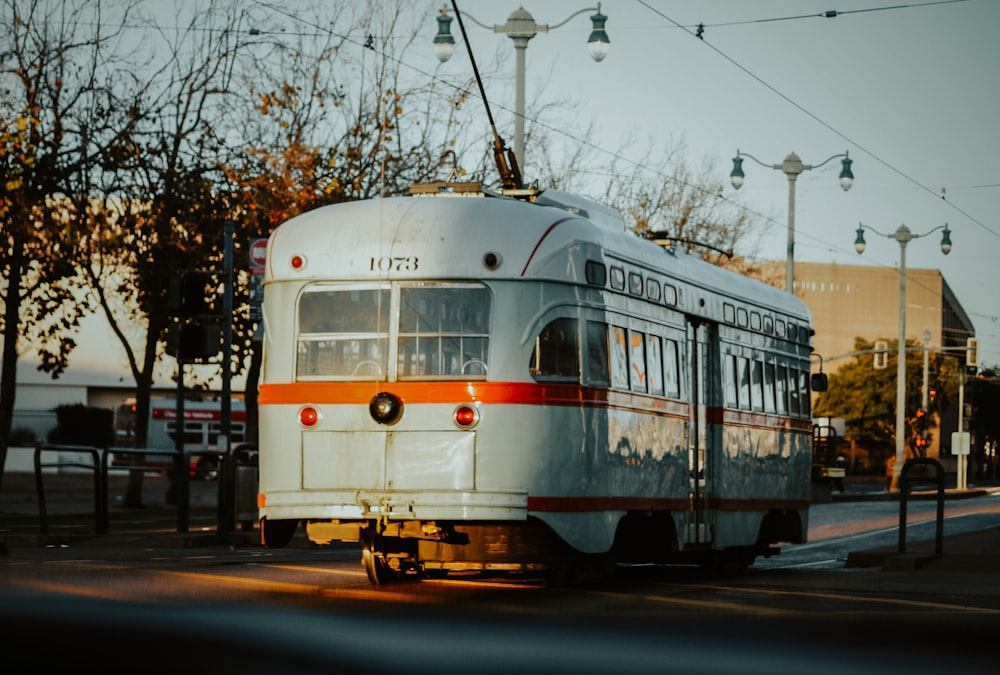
[431,0,999,366]
[55,0,1000,386]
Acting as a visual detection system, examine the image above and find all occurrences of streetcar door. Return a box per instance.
[685,319,721,545]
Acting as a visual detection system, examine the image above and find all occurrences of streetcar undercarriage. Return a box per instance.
[262,511,794,584]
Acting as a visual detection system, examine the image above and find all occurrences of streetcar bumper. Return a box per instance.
[259,489,528,522]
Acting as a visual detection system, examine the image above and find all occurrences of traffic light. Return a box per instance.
[165,320,222,362]
[913,408,930,454]
[873,340,888,370]
[966,337,979,368]
[168,271,218,318]
[166,271,222,362]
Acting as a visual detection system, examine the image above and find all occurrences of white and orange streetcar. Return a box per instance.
[256,182,825,583]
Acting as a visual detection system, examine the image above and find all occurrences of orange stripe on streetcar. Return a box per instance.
[258,382,810,432]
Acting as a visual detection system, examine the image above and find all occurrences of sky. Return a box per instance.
[36,0,1000,388]
[427,0,1000,366]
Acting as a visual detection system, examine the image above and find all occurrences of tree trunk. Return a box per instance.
[0,247,25,495]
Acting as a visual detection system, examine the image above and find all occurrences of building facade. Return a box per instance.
[790,262,974,375]
[766,261,976,470]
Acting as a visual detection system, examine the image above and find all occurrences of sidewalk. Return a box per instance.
[0,470,262,553]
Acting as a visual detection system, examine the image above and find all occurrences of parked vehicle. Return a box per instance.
[113,397,246,479]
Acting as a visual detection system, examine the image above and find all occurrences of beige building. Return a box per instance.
[789,262,974,374]
[760,261,975,468]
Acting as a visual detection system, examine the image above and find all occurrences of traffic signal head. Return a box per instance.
[966,337,979,370]
[873,340,888,370]
[167,271,218,318]
[165,320,221,362]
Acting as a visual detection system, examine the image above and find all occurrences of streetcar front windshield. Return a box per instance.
[296,286,390,380]
[295,283,490,381]
[398,284,490,379]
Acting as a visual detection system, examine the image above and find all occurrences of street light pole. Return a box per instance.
[731,151,854,293]
[854,223,953,490]
[922,329,931,413]
[433,4,609,170]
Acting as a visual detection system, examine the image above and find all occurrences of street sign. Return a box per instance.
[249,238,268,273]
[951,431,970,455]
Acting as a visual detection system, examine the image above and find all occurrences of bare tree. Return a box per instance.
[77,0,246,506]
[220,1,476,439]
[0,0,139,487]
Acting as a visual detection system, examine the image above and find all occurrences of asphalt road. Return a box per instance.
[3,472,1000,673]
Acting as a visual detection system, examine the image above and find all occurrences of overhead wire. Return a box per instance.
[118,0,997,359]
[633,0,997,242]
[691,0,973,28]
[136,1,996,257]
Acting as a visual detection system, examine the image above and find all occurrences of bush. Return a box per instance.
[46,404,115,448]
[8,427,37,446]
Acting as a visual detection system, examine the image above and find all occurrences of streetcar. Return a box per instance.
[256,181,826,582]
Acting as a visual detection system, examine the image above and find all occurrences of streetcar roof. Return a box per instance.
[265,189,809,322]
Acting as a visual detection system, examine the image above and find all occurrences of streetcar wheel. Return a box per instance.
[362,539,395,585]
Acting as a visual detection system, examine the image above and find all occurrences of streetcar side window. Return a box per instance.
[646,280,661,302]
[738,356,751,411]
[585,321,610,386]
[775,365,789,414]
[763,362,777,413]
[788,367,801,416]
[610,267,625,291]
[724,354,738,408]
[664,338,681,398]
[646,335,664,396]
[628,273,643,296]
[801,370,812,416]
[663,284,677,306]
[629,330,647,392]
[296,287,390,380]
[529,318,580,382]
[610,325,629,389]
[585,260,607,286]
[751,359,764,412]
[398,284,491,379]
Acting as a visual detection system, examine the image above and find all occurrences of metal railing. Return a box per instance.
[34,443,106,535]
[898,457,945,554]
[29,443,256,536]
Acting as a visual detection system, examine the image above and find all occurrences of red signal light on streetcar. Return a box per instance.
[299,406,320,428]
[453,404,479,429]
[290,254,306,270]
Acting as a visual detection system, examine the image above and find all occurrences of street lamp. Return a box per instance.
[854,222,953,490]
[433,4,610,169]
[730,150,854,293]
